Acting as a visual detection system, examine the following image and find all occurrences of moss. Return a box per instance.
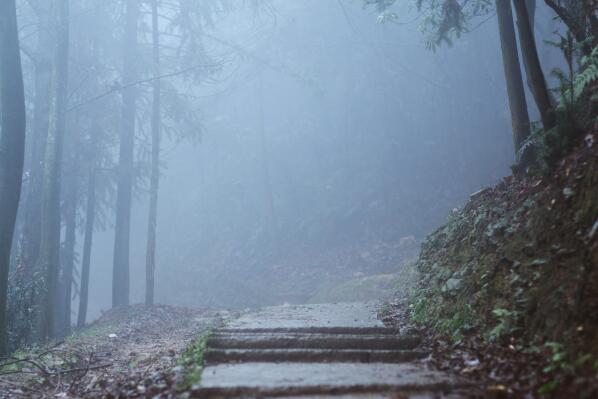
[409,152,598,354]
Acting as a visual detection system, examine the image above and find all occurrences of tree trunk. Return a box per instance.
[77,1,102,328]
[145,0,161,307]
[0,0,27,356]
[60,126,79,336]
[513,0,556,132]
[38,0,69,341]
[495,0,532,166]
[112,0,139,308]
[77,158,96,328]
[20,6,53,277]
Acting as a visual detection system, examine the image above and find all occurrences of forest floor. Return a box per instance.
[0,305,229,398]
[0,302,485,398]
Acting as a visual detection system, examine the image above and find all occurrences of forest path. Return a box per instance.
[193,302,473,398]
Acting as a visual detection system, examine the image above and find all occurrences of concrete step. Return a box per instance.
[192,362,471,398]
[215,327,403,335]
[207,333,421,350]
[205,348,428,364]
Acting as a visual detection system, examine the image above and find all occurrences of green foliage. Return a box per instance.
[364,0,494,50]
[519,42,598,172]
[6,268,45,351]
[568,43,598,102]
[411,292,477,342]
[177,331,212,390]
[435,302,477,341]
[486,307,521,341]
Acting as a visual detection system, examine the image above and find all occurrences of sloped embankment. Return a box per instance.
[413,143,598,353]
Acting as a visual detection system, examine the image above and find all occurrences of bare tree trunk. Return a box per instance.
[77,157,96,328]
[495,0,532,166]
[0,0,27,356]
[20,5,52,277]
[145,0,161,307]
[61,126,79,336]
[112,0,139,308]
[38,0,69,341]
[513,0,556,132]
[77,1,102,327]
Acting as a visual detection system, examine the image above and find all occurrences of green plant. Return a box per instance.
[519,42,598,173]
[177,330,212,390]
[436,302,477,341]
[486,307,521,341]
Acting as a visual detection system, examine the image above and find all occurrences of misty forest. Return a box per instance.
[0,0,597,397]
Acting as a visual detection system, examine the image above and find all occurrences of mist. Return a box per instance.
[50,0,564,318]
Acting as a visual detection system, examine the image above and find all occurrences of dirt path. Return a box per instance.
[193,302,475,398]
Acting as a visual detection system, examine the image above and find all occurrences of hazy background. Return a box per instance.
[75,0,563,319]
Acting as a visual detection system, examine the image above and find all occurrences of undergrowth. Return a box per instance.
[177,330,212,390]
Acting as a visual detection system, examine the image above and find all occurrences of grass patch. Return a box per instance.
[177,330,212,390]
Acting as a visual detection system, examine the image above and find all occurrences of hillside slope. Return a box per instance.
[406,140,598,395]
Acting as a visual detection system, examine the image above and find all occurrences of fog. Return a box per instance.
[13,0,564,321]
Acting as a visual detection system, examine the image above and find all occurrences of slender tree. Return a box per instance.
[513,0,556,132]
[77,135,97,327]
[0,0,27,355]
[61,118,79,336]
[145,0,161,307]
[113,0,139,308]
[38,0,70,340]
[0,0,25,355]
[77,1,104,326]
[495,0,532,165]
[20,2,53,277]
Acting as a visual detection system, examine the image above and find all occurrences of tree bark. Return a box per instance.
[0,0,27,355]
[145,0,161,307]
[77,156,96,328]
[495,0,532,165]
[20,5,53,277]
[38,0,69,341]
[60,124,79,336]
[513,0,556,132]
[112,0,139,308]
[77,1,103,328]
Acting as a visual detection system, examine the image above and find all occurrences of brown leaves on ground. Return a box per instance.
[382,298,598,398]
[0,304,225,398]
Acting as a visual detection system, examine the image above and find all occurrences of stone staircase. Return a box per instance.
[191,303,471,398]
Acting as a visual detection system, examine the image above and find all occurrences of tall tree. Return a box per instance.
[0,0,27,355]
[77,132,97,328]
[145,0,161,307]
[20,2,53,277]
[77,0,104,327]
[61,117,79,336]
[113,0,139,308]
[513,0,556,132]
[495,0,532,165]
[38,0,70,340]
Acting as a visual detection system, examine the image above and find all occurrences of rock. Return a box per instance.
[442,278,462,293]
